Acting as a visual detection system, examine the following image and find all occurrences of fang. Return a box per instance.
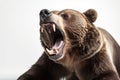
[40,27,44,33]
[52,24,56,32]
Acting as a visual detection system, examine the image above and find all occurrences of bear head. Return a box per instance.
[39,9,101,62]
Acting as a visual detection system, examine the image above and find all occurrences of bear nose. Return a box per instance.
[40,9,51,22]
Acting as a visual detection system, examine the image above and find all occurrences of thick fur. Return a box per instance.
[18,9,120,80]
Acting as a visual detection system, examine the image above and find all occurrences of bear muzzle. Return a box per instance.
[40,14,66,61]
[40,9,52,22]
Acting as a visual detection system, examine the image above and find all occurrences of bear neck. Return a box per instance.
[70,25,104,62]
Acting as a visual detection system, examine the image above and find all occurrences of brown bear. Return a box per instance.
[18,9,120,80]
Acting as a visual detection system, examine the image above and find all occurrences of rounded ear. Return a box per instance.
[83,9,97,23]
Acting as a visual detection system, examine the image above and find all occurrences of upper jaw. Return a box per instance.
[40,22,65,61]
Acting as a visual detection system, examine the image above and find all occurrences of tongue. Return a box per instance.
[46,41,64,55]
[53,40,64,49]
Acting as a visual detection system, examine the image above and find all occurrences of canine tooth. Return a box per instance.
[40,27,44,33]
[46,48,52,53]
[52,24,56,32]
[46,48,56,55]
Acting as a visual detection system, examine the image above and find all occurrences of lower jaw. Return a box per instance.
[45,40,65,61]
[47,46,64,61]
[48,52,63,61]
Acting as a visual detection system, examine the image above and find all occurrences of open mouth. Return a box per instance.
[40,22,65,60]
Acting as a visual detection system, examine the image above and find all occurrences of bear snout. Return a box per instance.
[40,9,52,22]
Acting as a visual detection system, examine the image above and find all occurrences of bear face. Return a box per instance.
[40,9,101,62]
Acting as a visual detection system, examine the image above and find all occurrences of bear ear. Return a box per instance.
[83,9,97,23]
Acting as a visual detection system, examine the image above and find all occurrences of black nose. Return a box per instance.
[40,9,51,22]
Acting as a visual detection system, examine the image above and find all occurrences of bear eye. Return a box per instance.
[61,14,69,20]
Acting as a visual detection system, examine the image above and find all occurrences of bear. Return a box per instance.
[18,9,120,80]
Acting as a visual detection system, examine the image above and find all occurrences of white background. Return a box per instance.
[0,0,120,80]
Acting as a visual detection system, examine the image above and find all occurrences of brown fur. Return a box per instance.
[18,9,120,80]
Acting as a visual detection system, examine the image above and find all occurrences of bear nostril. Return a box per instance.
[44,9,50,16]
[40,9,51,21]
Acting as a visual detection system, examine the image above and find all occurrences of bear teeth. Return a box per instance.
[40,23,56,32]
[52,23,56,32]
[46,48,58,55]
[53,49,59,54]
[40,26,44,33]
